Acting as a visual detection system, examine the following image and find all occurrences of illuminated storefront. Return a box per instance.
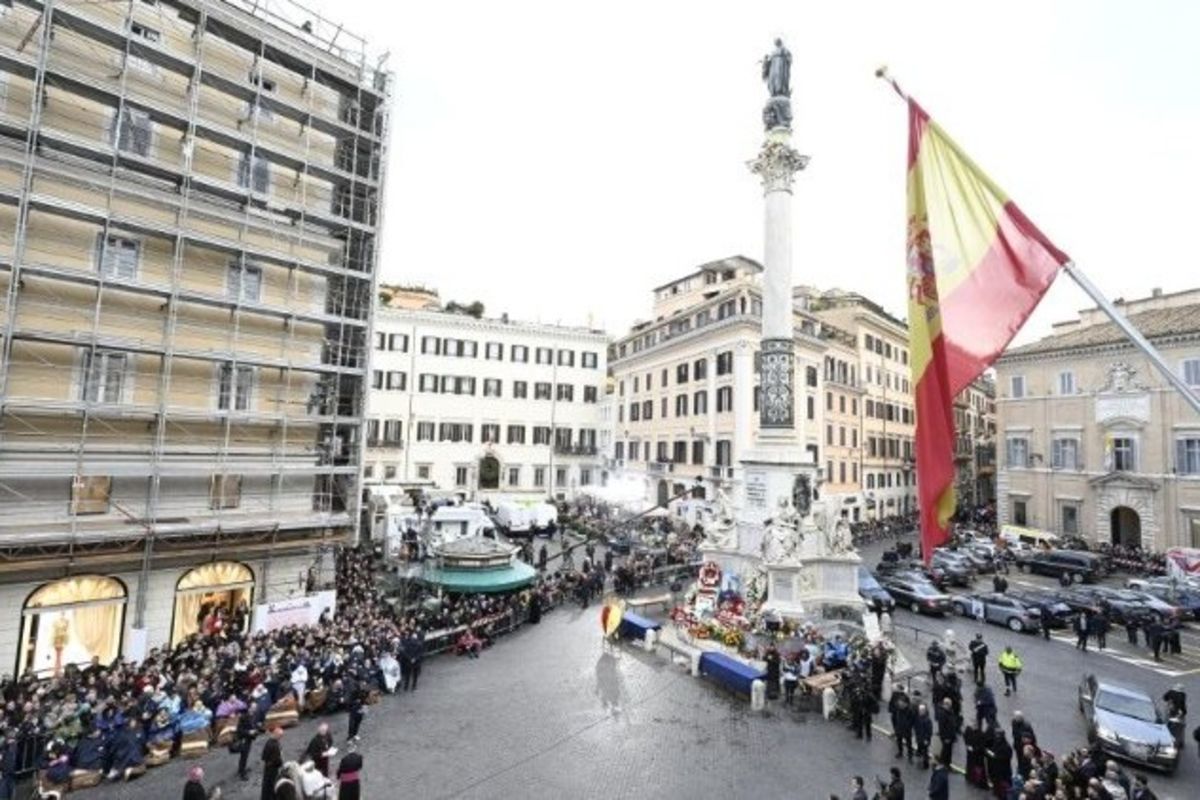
[171,562,255,645]
[19,576,127,677]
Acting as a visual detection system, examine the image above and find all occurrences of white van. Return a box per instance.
[530,502,558,535]
[999,524,1060,548]
[429,504,498,546]
[494,501,534,536]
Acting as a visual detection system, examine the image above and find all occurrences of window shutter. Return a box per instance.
[1177,439,1188,475]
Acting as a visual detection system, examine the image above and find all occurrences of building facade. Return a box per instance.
[995,289,1200,550]
[609,256,826,507]
[803,288,918,519]
[365,306,608,501]
[818,322,867,518]
[955,377,997,511]
[0,0,389,674]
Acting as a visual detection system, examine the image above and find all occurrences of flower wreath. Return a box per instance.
[698,561,722,589]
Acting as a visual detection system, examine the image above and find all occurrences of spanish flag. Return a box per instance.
[906,97,1070,558]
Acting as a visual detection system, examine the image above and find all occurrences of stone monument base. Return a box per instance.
[763,552,864,622]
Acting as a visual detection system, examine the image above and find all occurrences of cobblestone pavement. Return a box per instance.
[48,536,1200,800]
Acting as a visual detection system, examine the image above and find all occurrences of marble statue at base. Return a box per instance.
[760,495,803,565]
[699,485,738,550]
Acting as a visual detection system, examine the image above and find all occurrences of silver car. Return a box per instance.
[1078,675,1179,773]
[951,592,1041,632]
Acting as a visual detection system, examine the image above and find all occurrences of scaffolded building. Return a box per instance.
[0,0,390,674]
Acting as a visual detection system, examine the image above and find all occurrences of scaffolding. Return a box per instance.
[0,0,392,621]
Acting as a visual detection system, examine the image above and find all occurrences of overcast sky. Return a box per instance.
[322,0,1200,342]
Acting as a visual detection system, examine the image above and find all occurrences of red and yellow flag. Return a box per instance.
[906,98,1069,558]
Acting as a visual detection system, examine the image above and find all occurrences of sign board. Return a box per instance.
[744,470,767,509]
[1095,393,1150,425]
[253,590,336,634]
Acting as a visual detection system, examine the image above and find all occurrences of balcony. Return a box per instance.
[366,438,404,450]
[554,444,598,457]
[648,460,674,475]
[954,439,974,461]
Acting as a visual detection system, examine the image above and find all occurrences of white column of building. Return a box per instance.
[705,353,718,472]
[733,341,755,466]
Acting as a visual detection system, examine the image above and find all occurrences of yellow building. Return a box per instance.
[0,0,390,674]
[802,288,918,519]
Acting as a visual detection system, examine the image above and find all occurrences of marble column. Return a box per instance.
[748,128,809,435]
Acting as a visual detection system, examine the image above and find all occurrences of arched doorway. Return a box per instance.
[172,562,255,645]
[478,455,500,490]
[1110,506,1141,548]
[20,576,127,677]
[656,479,669,506]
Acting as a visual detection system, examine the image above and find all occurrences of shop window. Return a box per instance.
[172,562,254,645]
[70,475,112,515]
[21,576,126,677]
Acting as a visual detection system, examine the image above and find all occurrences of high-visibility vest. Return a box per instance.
[998,651,1023,672]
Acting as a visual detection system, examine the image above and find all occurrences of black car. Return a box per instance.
[857,567,896,613]
[1059,587,1161,625]
[876,575,953,616]
[1006,588,1076,628]
[930,551,977,587]
[876,559,948,589]
[1023,550,1105,583]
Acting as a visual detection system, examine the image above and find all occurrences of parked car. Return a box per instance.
[1060,587,1168,625]
[1078,675,1179,773]
[876,575,953,616]
[957,543,999,573]
[1023,550,1105,583]
[1132,584,1200,619]
[1125,575,1200,593]
[931,551,977,587]
[857,567,896,613]
[950,592,1042,632]
[1006,588,1076,628]
[876,559,947,589]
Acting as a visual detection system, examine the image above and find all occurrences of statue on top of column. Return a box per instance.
[761,38,793,131]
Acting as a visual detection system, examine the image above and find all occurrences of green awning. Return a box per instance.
[422,561,537,593]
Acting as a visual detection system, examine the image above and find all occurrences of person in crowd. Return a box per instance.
[968,634,988,685]
[1130,773,1158,800]
[985,729,1013,800]
[997,646,1022,696]
[234,709,257,780]
[889,684,915,761]
[913,702,933,770]
[962,723,987,788]
[336,748,363,800]
[1075,610,1091,652]
[879,766,904,800]
[1092,609,1110,650]
[935,697,959,770]
[346,682,366,744]
[764,645,781,701]
[927,754,949,800]
[850,775,868,800]
[260,726,283,800]
[306,722,335,778]
[974,683,997,728]
[925,641,946,681]
[182,765,219,800]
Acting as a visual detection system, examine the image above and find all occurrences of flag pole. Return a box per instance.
[1062,262,1200,416]
[874,67,1200,418]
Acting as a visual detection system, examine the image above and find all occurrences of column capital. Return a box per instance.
[748,139,810,194]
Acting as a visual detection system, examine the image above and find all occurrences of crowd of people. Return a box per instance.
[0,547,589,799]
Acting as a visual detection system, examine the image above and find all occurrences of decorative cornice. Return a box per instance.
[997,330,1200,365]
[375,306,608,344]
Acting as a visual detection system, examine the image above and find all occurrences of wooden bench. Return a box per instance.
[180,726,211,758]
[265,695,299,729]
[215,715,239,747]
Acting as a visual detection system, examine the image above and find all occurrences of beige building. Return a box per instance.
[819,322,866,518]
[609,256,826,507]
[0,0,389,673]
[995,289,1200,549]
[802,288,918,518]
[955,377,997,509]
